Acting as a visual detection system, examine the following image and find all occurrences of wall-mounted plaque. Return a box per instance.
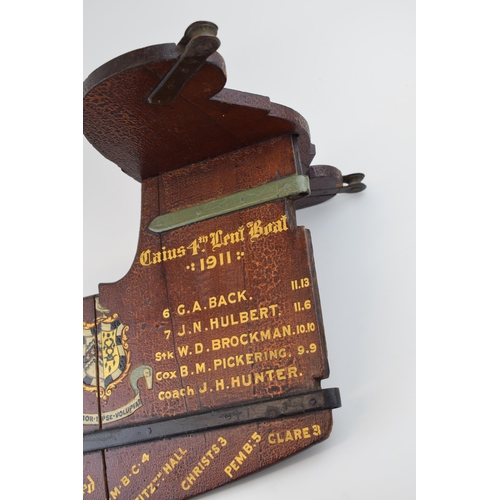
[83,21,365,500]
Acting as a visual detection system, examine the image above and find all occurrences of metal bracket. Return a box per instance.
[83,388,341,453]
[309,172,367,198]
[338,173,366,194]
[148,21,220,105]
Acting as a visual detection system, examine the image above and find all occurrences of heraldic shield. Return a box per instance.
[83,298,131,400]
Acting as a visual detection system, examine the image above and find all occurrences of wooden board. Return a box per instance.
[83,23,344,499]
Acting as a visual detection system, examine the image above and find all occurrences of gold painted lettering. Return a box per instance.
[110,486,121,499]
[235,451,246,466]
[140,249,152,266]
[210,230,223,249]
[247,220,263,240]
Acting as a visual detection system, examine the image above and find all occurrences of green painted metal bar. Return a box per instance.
[149,174,310,233]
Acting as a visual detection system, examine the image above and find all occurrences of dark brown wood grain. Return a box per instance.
[83,26,340,499]
[94,136,327,428]
[102,411,332,500]
[83,44,315,183]
[83,452,108,498]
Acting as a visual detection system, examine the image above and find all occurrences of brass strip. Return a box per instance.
[149,174,310,233]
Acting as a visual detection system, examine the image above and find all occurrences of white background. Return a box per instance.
[83,1,415,499]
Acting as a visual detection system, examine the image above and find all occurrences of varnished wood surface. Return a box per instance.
[83,43,315,183]
[83,135,335,498]
[83,26,339,499]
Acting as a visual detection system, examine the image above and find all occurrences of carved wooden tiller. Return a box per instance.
[83,21,365,499]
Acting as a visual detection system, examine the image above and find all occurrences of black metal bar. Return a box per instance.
[83,388,341,453]
[148,22,220,105]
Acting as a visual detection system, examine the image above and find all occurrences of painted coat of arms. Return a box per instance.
[83,299,131,400]
[83,298,152,425]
